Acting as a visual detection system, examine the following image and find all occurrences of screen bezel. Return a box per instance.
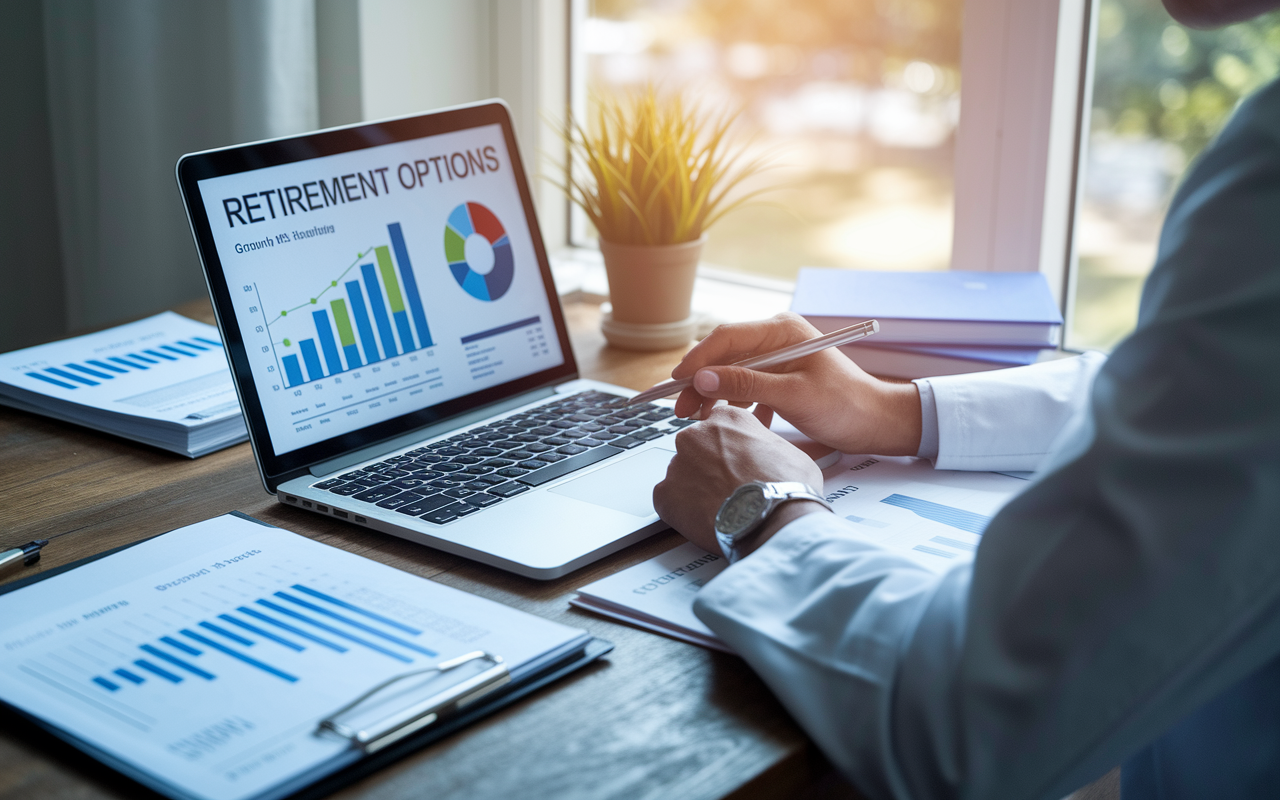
[177,101,578,492]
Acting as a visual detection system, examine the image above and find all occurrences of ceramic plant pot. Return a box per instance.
[598,237,705,350]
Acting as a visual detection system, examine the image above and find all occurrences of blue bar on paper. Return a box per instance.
[342,343,362,369]
[114,668,145,685]
[388,222,434,348]
[161,344,197,358]
[283,354,304,387]
[195,336,223,347]
[312,310,345,376]
[291,585,422,635]
[27,372,77,389]
[237,606,346,652]
[141,644,215,680]
[274,592,436,656]
[361,263,399,357]
[144,349,178,361]
[66,363,113,380]
[220,614,304,652]
[46,367,97,386]
[181,629,298,683]
[93,676,120,691]
[161,636,200,656]
[178,339,211,351]
[392,311,415,355]
[87,359,128,374]
[299,339,324,381]
[109,356,148,370]
[256,599,412,663]
[461,316,542,345]
[345,281,380,364]
[880,494,992,535]
[199,620,253,646]
[130,352,159,364]
[135,659,183,683]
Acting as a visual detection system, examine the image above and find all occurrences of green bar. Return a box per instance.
[376,246,405,313]
[330,298,356,347]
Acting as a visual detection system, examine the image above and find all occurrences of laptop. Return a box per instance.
[177,100,687,579]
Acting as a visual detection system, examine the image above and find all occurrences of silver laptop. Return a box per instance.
[177,100,685,579]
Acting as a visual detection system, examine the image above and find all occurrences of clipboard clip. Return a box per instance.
[316,650,510,753]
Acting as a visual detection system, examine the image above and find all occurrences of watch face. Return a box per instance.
[720,487,769,534]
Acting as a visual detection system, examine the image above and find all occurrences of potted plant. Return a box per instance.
[559,86,770,350]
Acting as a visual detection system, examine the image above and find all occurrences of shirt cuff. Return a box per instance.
[913,378,939,462]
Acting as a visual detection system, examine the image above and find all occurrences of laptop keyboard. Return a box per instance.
[309,391,694,526]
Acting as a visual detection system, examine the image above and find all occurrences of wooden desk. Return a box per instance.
[0,299,859,800]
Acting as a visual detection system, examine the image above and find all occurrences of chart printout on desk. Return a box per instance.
[0,515,589,800]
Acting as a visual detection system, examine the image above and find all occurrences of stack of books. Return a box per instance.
[791,269,1063,379]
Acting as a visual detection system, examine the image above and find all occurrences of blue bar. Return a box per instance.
[141,644,215,680]
[135,659,183,683]
[392,310,416,355]
[87,359,128,374]
[283,354,304,387]
[389,222,434,348]
[199,620,253,646]
[346,281,381,364]
[178,339,211,351]
[113,668,145,685]
[312,310,345,376]
[274,592,436,656]
[237,606,346,652]
[219,614,304,652]
[144,349,178,361]
[161,636,200,656]
[46,367,97,386]
[181,629,298,683]
[129,352,159,364]
[291,585,422,634]
[66,363,113,380]
[880,494,992,535]
[299,339,325,381]
[256,599,412,663]
[93,676,120,691]
[195,336,223,347]
[27,372,77,390]
[361,263,399,357]
[109,356,148,370]
[342,343,362,369]
[460,316,542,345]
[161,344,197,358]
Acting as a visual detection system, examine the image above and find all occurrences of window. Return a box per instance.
[1066,0,1280,350]
[574,0,963,283]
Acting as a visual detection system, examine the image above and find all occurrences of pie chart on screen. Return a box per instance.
[444,202,514,302]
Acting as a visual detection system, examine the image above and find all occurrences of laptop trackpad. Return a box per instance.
[548,447,674,517]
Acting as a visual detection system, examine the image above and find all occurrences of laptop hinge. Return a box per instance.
[309,387,558,477]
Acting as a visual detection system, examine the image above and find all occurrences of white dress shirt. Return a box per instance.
[693,78,1280,800]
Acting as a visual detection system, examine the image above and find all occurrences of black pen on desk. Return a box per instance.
[0,540,48,575]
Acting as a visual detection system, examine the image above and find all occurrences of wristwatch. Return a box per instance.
[714,481,830,563]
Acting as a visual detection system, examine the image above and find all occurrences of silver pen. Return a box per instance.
[626,319,880,406]
[0,539,48,576]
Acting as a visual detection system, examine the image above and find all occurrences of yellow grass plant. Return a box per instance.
[559,86,772,247]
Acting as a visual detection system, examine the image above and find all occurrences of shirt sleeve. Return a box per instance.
[695,79,1280,800]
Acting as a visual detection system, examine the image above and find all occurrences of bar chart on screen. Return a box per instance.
[256,222,435,389]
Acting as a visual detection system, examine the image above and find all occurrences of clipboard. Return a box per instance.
[0,513,613,800]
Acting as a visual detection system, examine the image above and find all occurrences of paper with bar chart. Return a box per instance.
[197,123,563,457]
[0,312,247,456]
[0,514,589,800]
[821,455,1029,572]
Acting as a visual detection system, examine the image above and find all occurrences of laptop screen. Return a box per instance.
[179,103,576,488]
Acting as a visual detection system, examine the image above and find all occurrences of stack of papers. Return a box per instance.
[572,455,1030,652]
[0,312,247,457]
[792,269,1063,378]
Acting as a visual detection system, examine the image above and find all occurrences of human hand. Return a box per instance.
[653,405,827,554]
[671,313,923,457]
